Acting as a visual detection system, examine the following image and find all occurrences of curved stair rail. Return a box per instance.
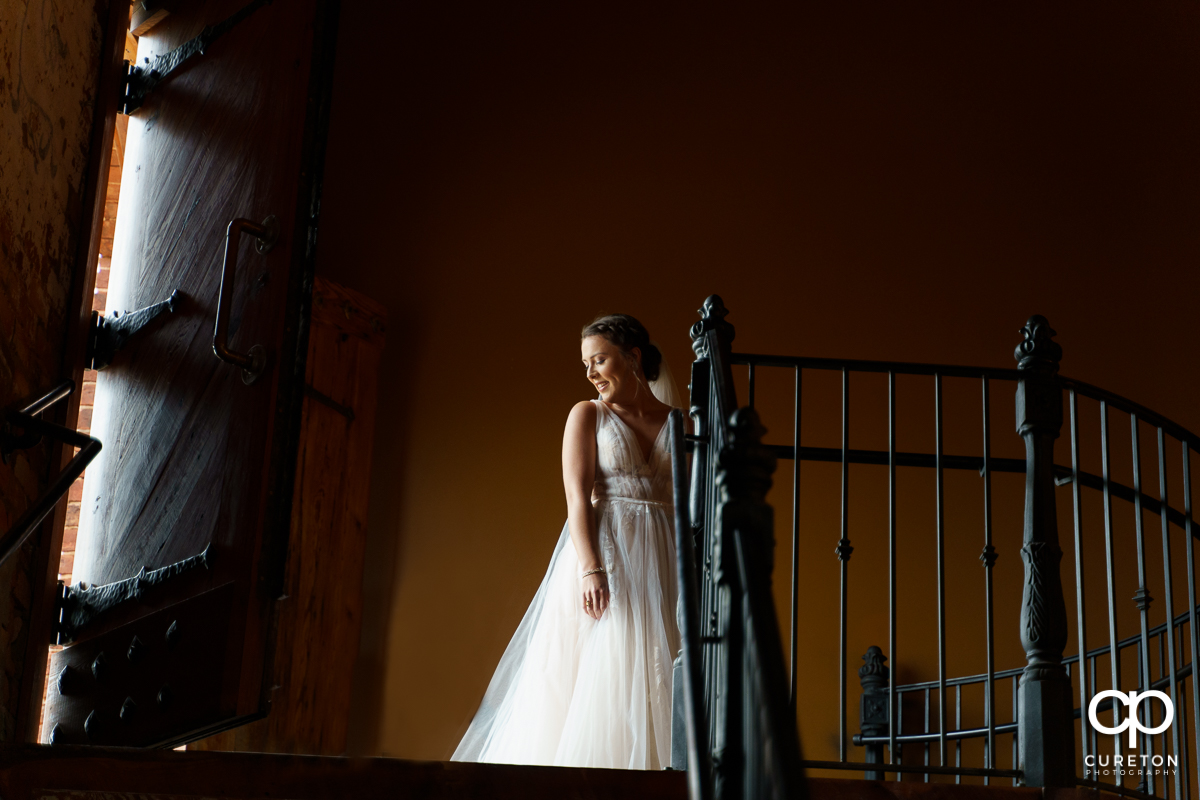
[674,295,1200,800]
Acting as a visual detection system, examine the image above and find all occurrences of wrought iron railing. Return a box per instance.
[671,295,1200,800]
[671,297,807,800]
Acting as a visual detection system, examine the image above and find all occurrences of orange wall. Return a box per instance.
[313,3,1200,761]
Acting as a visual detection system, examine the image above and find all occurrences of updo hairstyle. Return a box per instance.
[581,314,662,382]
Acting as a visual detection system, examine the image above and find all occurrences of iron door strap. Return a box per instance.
[86,290,182,370]
[55,545,214,645]
[119,0,275,115]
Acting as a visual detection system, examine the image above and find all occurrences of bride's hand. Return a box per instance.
[583,572,609,620]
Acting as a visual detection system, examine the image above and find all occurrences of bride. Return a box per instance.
[452,314,683,769]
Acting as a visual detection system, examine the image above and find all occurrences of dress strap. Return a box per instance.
[591,397,607,433]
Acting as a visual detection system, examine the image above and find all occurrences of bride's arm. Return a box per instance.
[563,401,609,620]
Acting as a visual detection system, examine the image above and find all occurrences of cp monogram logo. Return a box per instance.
[1088,690,1174,747]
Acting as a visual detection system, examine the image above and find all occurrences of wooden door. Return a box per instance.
[192,276,386,754]
[43,0,340,747]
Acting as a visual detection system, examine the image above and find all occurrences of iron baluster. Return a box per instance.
[790,366,801,713]
[1012,674,1019,786]
[1136,648,1148,795]
[1160,427,1183,800]
[982,376,998,771]
[1180,675,1191,800]
[889,371,898,776]
[1102,401,1124,773]
[1157,631,1165,795]
[1131,414,1156,795]
[1070,389,1090,768]
[1185,442,1200,800]
[836,367,853,763]
[924,686,931,782]
[1090,655,1099,763]
[955,684,962,783]
[935,373,947,766]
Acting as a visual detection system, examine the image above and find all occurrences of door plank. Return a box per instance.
[192,276,385,754]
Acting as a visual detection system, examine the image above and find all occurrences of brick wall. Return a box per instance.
[58,105,129,589]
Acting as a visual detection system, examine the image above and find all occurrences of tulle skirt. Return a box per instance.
[451,498,680,769]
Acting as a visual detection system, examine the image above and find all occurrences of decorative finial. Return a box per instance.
[858,645,889,689]
[690,295,735,358]
[699,295,729,324]
[1014,315,1062,373]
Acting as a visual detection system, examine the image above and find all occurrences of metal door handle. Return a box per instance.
[213,216,276,384]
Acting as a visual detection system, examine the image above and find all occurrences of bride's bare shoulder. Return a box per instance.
[566,400,597,425]
[564,401,598,444]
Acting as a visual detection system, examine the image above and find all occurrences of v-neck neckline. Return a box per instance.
[601,401,670,464]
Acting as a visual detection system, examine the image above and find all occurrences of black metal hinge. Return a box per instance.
[119,0,273,115]
[85,290,181,370]
[55,545,213,645]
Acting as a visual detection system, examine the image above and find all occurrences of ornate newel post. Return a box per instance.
[718,408,777,589]
[711,408,773,800]
[713,406,784,800]
[859,646,890,780]
[689,295,737,565]
[1014,315,1073,787]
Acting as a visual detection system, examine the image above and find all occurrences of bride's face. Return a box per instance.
[581,335,642,402]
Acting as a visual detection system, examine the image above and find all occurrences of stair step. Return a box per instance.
[0,745,687,799]
[0,746,1092,800]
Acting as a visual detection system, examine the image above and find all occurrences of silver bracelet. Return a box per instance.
[582,567,607,578]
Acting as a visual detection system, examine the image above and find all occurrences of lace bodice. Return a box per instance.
[592,399,674,506]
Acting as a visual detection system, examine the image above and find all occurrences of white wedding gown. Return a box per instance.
[452,398,681,769]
